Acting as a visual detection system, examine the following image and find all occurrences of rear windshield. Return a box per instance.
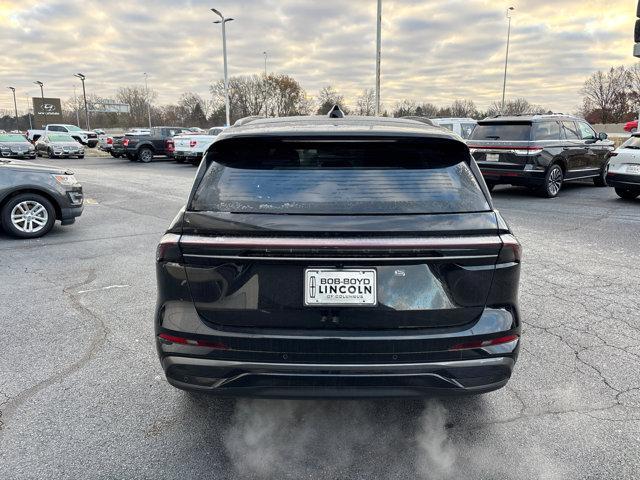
[0,134,27,142]
[49,134,75,142]
[469,123,531,141]
[190,138,490,215]
[620,136,640,149]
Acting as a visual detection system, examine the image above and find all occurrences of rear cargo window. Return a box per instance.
[469,123,531,141]
[532,121,561,140]
[190,138,490,215]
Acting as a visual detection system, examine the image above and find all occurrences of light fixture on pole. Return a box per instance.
[34,81,46,127]
[212,8,234,127]
[501,6,515,114]
[74,73,90,129]
[375,0,382,116]
[7,87,19,131]
[143,72,152,129]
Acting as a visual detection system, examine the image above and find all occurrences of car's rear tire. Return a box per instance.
[615,187,640,200]
[539,164,563,198]
[1,193,56,239]
[138,147,153,163]
[126,153,136,162]
[77,155,85,159]
[175,157,185,164]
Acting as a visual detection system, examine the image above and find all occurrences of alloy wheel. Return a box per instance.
[548,167,563,196]
[10,200,49,233]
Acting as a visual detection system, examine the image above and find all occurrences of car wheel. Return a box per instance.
[126,153,136,162]
[593,162,608,187]
[1,193,56,239]
[175,157,185,164]
[47,147,54,158]
[138,148,153,163]
[539,164,563,198]
[77,155,85,159]
[615,187,640,200]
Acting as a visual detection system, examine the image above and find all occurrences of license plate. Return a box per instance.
[627,164,640,174]
[485,153,499,162]
[304,269,377,306]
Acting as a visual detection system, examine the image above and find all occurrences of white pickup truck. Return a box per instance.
[27,124,99,148]
[173,127,226,165]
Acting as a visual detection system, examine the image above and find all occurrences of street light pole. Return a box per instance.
[73,85,81,126]
[263,51,268,117]
[7,87,19,131]
[212,8,234,127]
[74,73,90,129]
[143,72,152,129]
[501,6,515,114]
[25,93,32,129]
[375,0,382,116]
[34,81,45,127]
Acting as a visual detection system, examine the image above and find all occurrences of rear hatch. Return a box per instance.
[179,136,500,330]
[468,121,533,168]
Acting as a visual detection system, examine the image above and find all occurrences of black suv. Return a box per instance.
[154,116,522,398]
[112,127,187,163]
[468,114,614,197]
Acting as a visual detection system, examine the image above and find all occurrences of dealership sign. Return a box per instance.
[32,97,62,128]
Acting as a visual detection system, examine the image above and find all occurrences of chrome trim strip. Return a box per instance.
[163,356,514,372]
[179,235,502,250]
[183,253,497,262]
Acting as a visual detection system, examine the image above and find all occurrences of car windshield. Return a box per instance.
[469,123,532,141]
[64,125,83,132]
[0,134,27,142]
[49,134,75,142]
[191,137,490,215]
[620,136,640,149]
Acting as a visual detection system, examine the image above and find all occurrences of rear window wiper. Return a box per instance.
[485,136,501,139]
[624,145,640,149]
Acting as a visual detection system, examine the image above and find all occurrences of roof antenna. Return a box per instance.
[328,105,345,118]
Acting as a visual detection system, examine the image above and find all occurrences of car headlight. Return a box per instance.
[52,174,78,186]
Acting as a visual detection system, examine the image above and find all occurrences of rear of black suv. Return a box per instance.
[468,115,613,197]
[155,117,522,398]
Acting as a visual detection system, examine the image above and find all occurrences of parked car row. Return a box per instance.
[27,124,98,148]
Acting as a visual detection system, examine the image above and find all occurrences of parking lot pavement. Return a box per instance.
[0,156,639,479]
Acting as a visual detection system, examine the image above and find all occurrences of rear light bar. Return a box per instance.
[469,146,543,155]
[449,334,519,351]
[158,333,228,350]
[156,233,183,262]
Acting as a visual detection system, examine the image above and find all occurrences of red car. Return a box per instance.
[624,120,638,133]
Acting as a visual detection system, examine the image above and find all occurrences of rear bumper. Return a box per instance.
[607,172,640,190]
[479,165,545,185]
[162,355,515,398]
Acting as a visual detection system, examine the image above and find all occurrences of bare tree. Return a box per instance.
[580,67,629,123]
[316,86,348,115]
[354,89,376,116]
[117,85,158,127]
[450,99,478,118]
[486,98,547,117]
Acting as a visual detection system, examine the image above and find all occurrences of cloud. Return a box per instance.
[0,0,636,116]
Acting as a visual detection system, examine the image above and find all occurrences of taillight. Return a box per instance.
[107,137,113,145]
[449,334,519,351]
[497,234,522,263]
[123,138,129,147]
[165,139,175,152]
[156,233,183,262]
[190,140,197,148]
[158,333,228,350]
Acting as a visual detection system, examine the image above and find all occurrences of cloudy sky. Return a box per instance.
[0,0,636,116]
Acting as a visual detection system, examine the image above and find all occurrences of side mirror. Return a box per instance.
[598,132,608,141]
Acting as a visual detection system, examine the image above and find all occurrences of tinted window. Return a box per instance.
[562,121,580,140]
[48,125,65,132]
[469,123,531,141]
[532,121,561,140]
[577,122,596,140]
[191,138,489,215]
[460,123,476,139]
[620,136,640,149]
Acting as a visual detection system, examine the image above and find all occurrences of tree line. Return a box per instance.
[2,63,640,131]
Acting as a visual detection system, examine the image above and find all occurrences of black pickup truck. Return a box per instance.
[112,126,187,163]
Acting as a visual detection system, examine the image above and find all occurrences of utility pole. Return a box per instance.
[212,8,234,127]
[25,93,32,129]
[73,85,81,126]
[74,73,90,129]
[263,51,268,117]
[143,73,152,129]
[7,87,19,131]
[375,0,382,116]
[501,6,515,114]
[34,81,45,127]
